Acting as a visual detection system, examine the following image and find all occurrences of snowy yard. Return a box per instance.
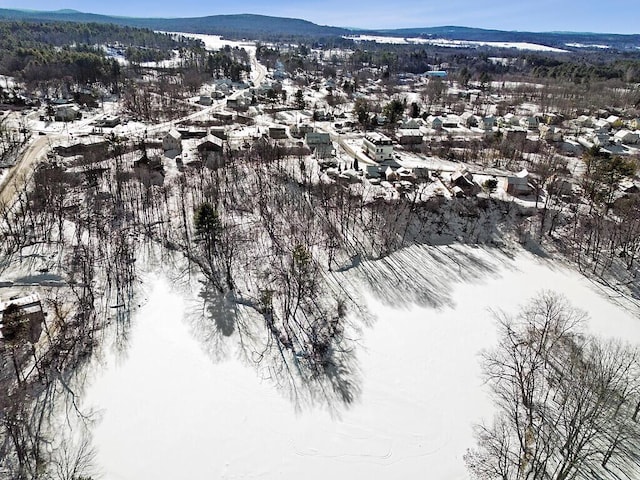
[82,244,640,480]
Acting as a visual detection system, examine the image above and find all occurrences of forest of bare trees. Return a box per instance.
[466,291,640,480]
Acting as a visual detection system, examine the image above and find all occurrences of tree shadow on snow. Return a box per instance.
[334,244,518,311]
[184,284,363,414]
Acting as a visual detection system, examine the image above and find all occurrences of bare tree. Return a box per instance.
[51,430,97,480]
[467,291,640,480]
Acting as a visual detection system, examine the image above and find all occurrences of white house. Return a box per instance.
[163,129,182,153]
[606,115,620,126]
[362,132,394,162]
[401,118,422,129]
[614,130,639,144]
[575,115,593,128]
[593,119,611,133]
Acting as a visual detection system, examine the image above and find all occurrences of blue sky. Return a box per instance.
[1,0,639,33]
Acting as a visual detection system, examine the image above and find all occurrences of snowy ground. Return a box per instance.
[81,244,640,480]
[345,35,568,53]
[165,32,257,56]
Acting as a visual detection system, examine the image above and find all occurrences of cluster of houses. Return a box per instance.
[573,114,640,151]
[351,107,640,159]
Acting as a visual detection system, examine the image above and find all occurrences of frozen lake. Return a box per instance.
[83,245,640,479]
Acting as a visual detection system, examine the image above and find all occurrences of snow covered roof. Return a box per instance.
[166,128,181,140]
[396,129,423,137]
[0,293,41,313]
[198,134,224,150]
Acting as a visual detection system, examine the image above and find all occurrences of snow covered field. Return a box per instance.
[83,245,640,479]
[346,35,568,52]
[165,32,257,56]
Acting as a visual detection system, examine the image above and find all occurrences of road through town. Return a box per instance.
[0,45,269,208]
[0,135,53,207]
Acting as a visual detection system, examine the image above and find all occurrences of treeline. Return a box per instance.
[0,20,202,84]
[284,39,640,87]
[468,292,640,480]
[124,46,172,64]
[0,20,200,51]
[529,55,640,83]
[15,45,114,85]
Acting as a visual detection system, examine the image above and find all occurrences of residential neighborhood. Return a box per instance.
[0,7,640,480]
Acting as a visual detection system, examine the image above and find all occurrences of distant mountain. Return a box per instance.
[0,9,349,39]
[0,8,637,50]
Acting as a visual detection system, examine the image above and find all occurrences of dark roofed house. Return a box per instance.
[209,127,228,141]
[305,132,333,158]
[451,168,478,194]
[396,129,423,145]
[269,126,288,140]
[198,134,225,168]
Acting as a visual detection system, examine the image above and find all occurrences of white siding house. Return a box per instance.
[362,132,394,162]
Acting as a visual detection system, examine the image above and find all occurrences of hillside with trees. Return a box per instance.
[0,21,203,86]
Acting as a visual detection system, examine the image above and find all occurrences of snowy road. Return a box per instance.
[0,33,269,208]
[0,135,52,206]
